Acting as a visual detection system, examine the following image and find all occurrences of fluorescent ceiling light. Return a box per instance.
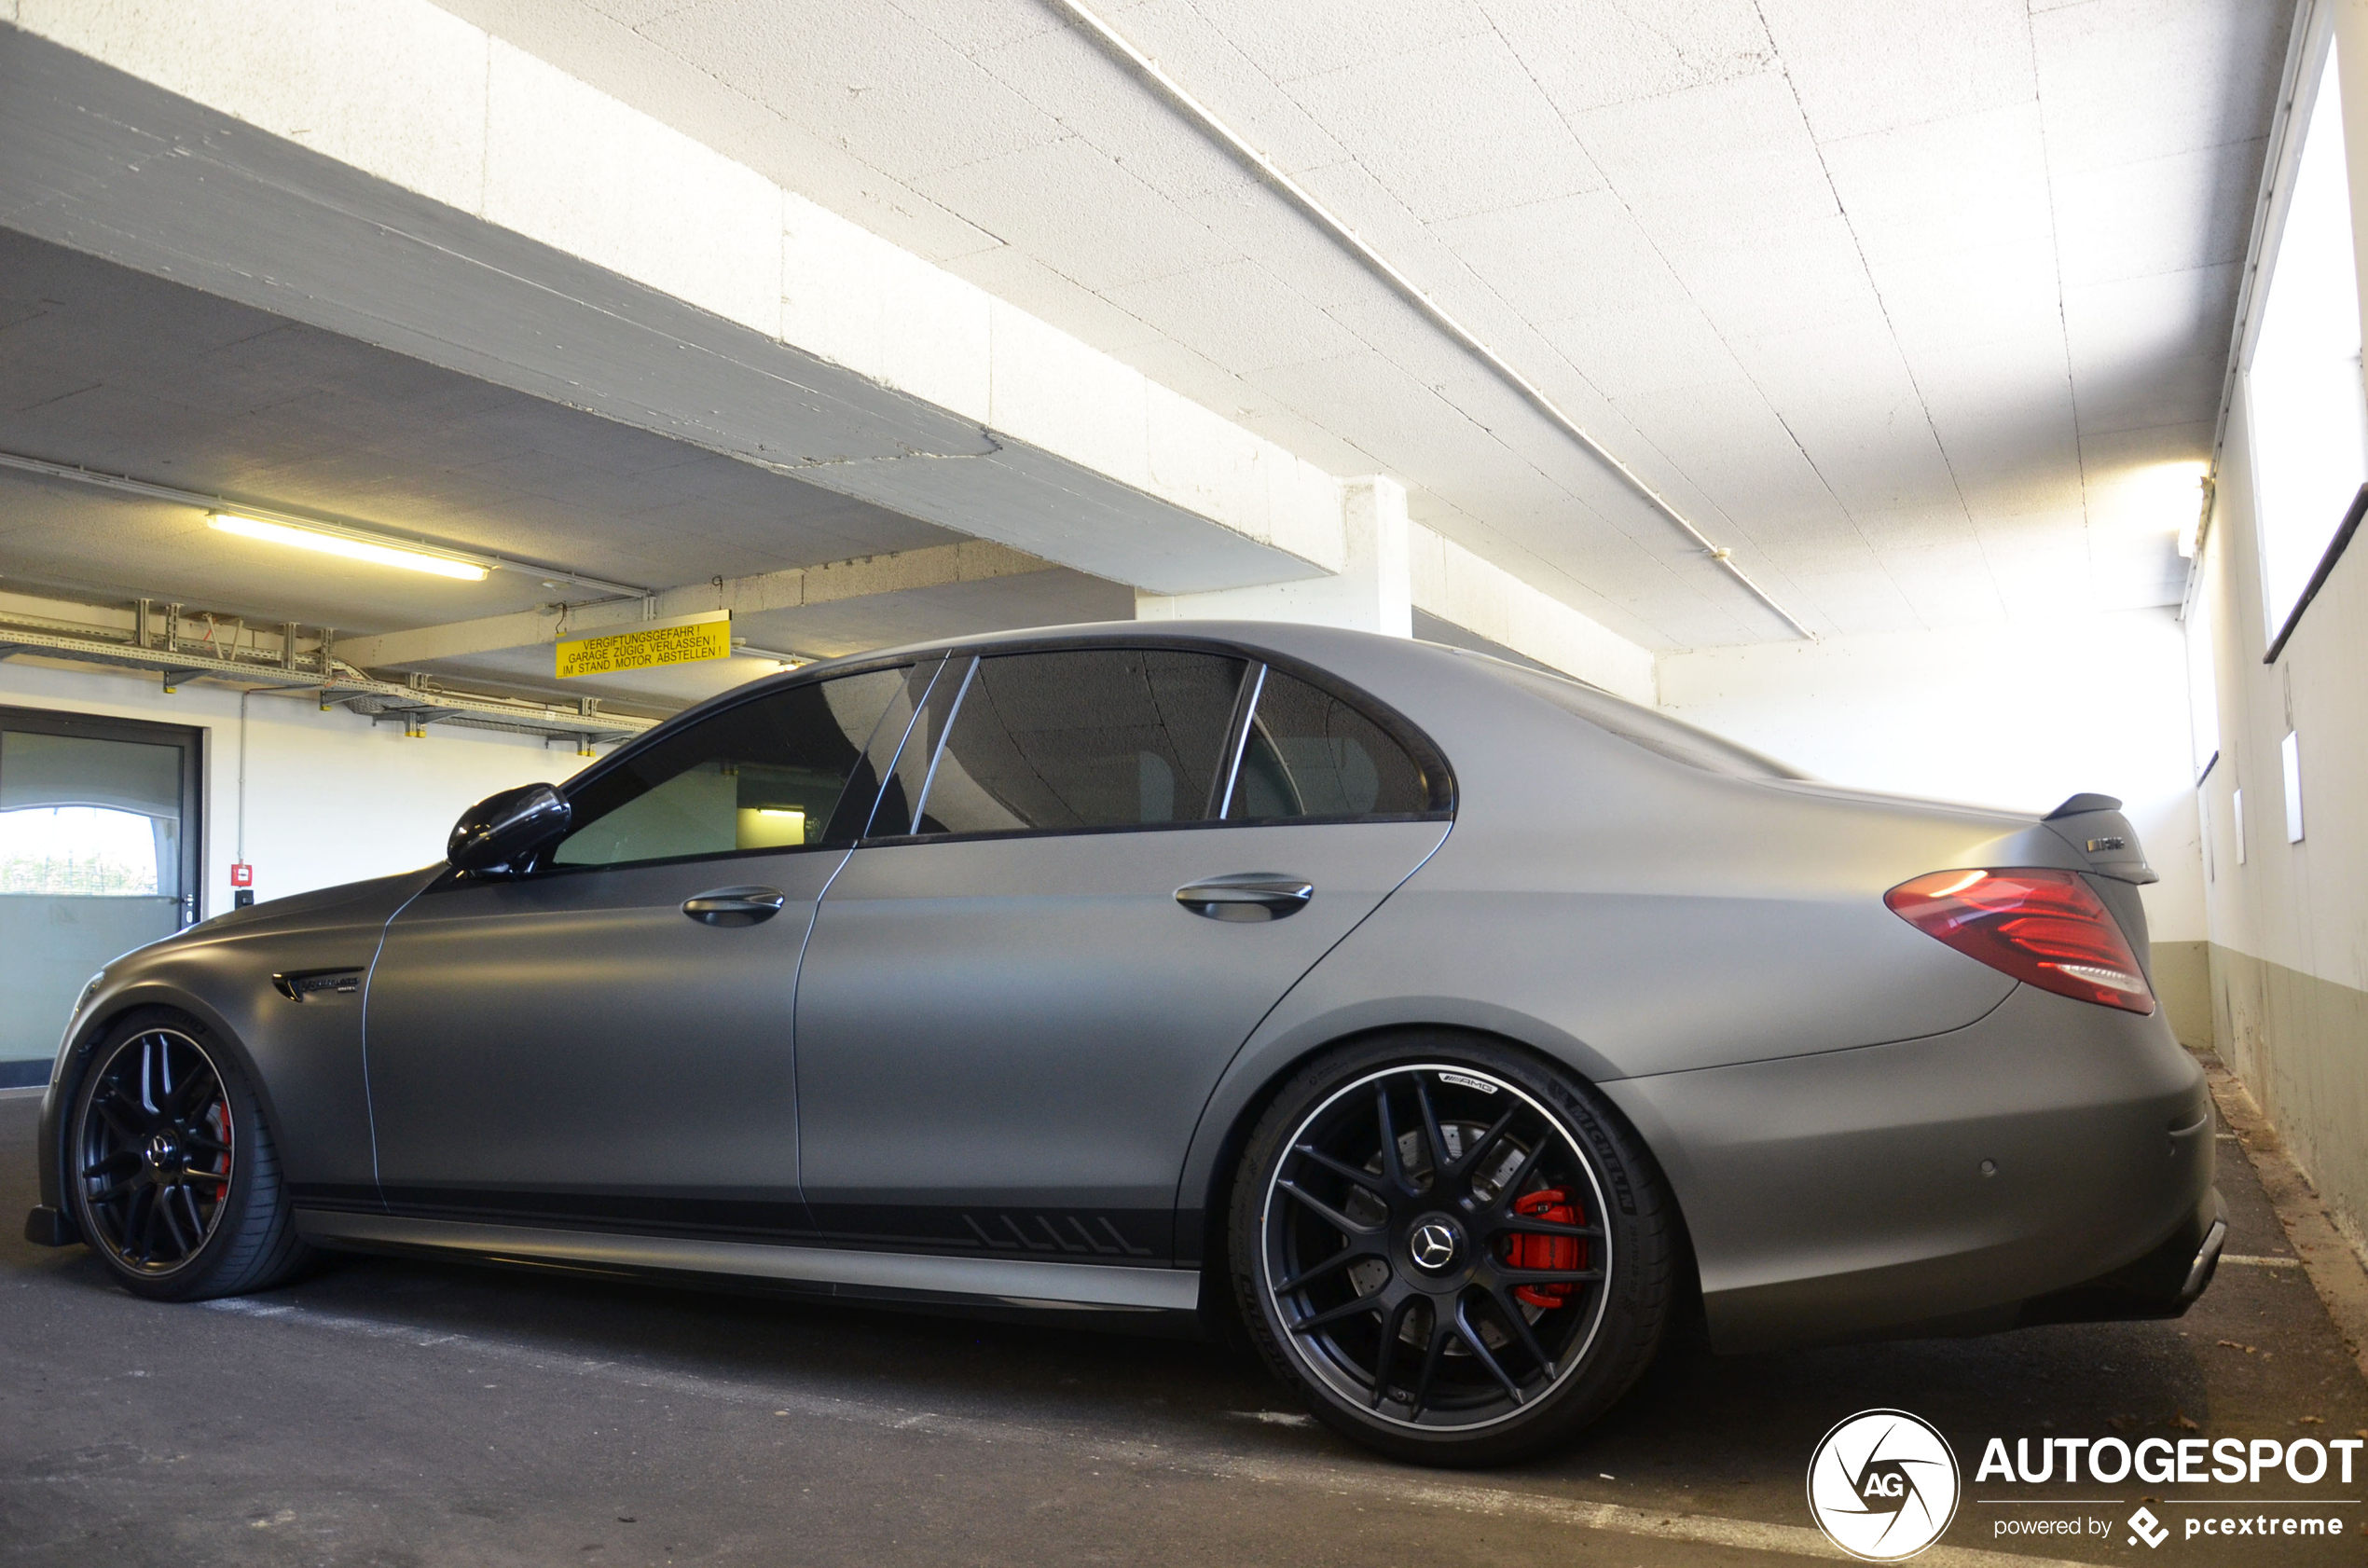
[2126,461,2209,558]
[209,513,489,581]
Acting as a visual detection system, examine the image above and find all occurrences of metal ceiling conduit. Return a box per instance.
[1046,0,1817,640]
[0,596,657,750]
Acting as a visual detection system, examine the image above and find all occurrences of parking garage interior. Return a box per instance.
[4,0,2368,1561]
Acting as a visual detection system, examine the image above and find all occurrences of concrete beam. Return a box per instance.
[0,14,1342,595]
[336,541,1056,668]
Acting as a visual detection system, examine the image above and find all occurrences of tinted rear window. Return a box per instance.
[910,649,1249,836]
[1227,668,1435,820]
[1476,659,1808,780]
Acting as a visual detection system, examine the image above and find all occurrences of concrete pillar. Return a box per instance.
[1136,476,1411,635]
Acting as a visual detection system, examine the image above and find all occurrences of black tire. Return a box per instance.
[1228,1032,1676,1465]
[64,1009,312,1302]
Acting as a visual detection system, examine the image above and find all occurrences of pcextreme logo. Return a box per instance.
[1806,1409,1962,1561]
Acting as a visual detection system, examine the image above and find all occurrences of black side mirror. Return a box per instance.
[447,783,571,873]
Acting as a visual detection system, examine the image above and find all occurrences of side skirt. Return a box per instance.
[294,1209,1204,1317]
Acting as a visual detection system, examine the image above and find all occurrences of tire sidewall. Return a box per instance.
[1229,1031,1671,1465]
[66,1009,272,1301]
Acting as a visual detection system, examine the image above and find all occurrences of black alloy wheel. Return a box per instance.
[1231,1037,1676,1465]
[65,1011,310,1301]
[74,1025,233,1272]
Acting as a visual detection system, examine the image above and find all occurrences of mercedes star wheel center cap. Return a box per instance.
[1410,1220,1460,1271]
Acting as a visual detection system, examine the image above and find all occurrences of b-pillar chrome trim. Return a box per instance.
[292,1210,1203,1314]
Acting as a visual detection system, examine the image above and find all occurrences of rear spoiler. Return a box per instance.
[2043,793,2157,886]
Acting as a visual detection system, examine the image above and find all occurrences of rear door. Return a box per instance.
[792,647,1452,1260]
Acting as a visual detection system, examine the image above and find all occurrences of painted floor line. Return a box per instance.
[2221,1254,2305,1268]
[198,1296,2100,1568]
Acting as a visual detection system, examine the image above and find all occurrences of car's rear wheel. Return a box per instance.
[1229,1034,1676,1465]
[65,1011,311,1301]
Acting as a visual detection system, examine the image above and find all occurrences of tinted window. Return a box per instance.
[862,659,962,840]
[1228,669,1431,821]
[552,669,907,868]
[907,649,1248,837]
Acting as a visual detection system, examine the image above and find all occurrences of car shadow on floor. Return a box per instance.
[9,1087,2362,1520]
[22,1232,2248,1492]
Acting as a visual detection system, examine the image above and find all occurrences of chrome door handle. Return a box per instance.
[1174,873,1314,923]
[681,887,787,927]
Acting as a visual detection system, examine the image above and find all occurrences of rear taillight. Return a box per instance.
[1884,868,2155,1014]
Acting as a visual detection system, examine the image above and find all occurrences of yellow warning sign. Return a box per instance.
[556,610,733,679]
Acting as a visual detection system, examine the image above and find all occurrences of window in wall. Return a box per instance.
[0,805,163,894]
[2246,38,2368,646]
[2182,573,2220,782]
[2282,730,2305,844]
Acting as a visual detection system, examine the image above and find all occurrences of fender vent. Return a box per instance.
[272,970,361,1001]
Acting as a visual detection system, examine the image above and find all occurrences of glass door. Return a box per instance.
[0,708,200,1088]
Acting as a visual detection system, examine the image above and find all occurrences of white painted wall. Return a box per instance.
[2184,34,2368,1252]
[0,657,584,916]
[1655,611,2207,947]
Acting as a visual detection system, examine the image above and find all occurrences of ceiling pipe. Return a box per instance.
[0,448,653,600]
[0,604,658,739]
[1044,0,1816,640]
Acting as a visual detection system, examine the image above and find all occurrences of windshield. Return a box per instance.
[1458,653,1810,780]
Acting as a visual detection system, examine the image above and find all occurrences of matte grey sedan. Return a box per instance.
[22,621,2223,1464]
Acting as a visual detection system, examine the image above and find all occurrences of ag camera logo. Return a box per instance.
[1807,1410,1962,1561]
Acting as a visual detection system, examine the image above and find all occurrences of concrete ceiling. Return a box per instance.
[0,228,1130,704]
[440,0,2290,648]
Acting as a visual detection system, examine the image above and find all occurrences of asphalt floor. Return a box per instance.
[4,1067,2364,1566]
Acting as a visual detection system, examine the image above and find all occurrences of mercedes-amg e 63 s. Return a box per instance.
[25,621,2223,1464]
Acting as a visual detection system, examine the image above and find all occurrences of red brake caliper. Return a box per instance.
[1506,1190,1586,1310]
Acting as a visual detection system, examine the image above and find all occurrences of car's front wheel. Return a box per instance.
[65,1010,311,1301]
[1229,1034,1677,1465]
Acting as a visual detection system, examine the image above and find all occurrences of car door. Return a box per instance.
[362,664,918,1239]
[792,645,1453,1261]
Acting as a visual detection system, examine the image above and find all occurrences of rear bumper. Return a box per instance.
[1604,983,2218,1354]
[2016,1187,2224,1327]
